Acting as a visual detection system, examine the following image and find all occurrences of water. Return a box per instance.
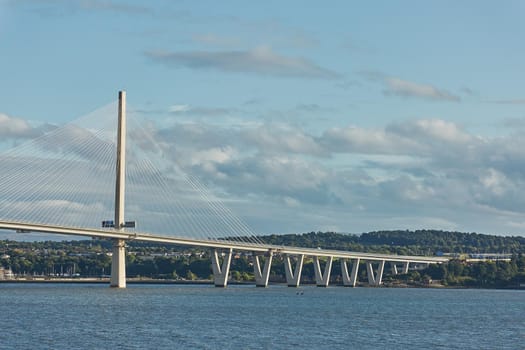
[0,284,523,349]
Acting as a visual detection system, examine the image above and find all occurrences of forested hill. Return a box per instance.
[260,230,525,255]
[2,230,525,255]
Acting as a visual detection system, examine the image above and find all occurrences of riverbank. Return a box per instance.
[2,278,523,289]
[0,277,246,285]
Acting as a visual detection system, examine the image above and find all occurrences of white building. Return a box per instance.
[0,267,14,280]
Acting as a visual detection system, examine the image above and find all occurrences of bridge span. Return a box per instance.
[0,91,448,289]
[0,219,448,288]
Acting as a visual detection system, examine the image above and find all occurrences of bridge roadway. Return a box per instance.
[0,220,449,288]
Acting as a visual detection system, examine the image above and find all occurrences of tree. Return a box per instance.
[186,270,197,281]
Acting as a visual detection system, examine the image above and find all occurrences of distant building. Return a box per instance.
[439,252,512,262]
[465,253,512,262]
[0,267,14,280]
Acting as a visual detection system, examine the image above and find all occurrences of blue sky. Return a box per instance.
[1,0,525,237]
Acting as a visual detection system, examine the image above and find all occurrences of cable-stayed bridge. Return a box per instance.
[0,92,448,288]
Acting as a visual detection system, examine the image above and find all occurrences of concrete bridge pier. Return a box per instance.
[253,251,273,287]
[110,238,126,288]
[366,260,385,286]
[313,256,333,287]
[284,254,304,287]
[341,258,360,287]
[391,263,399,275]
[402,261,410,274]
[211,248,233,287]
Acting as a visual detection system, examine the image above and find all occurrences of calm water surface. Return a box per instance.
[0,284,523,349]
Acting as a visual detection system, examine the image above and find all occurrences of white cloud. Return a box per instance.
[322,125,419,155]
[386,119,473,146]
[6,111,525,236]
[242,124,325,156]
[0,113,39,139]
[189,146,237,166]
[383,77,460,102]
[380,175,436,201]
[169,104,190,113]
[283,196,300,207]
[145,46,341,79]
[361,72,460,102]
[480,168,509,196]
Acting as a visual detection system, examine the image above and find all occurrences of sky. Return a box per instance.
[1,0,525,237]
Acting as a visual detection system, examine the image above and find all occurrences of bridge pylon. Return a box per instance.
[110,91,127,288]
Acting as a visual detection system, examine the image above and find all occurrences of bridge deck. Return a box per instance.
[0,220,448,264]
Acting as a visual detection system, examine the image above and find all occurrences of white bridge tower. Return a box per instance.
[110,91,127,288]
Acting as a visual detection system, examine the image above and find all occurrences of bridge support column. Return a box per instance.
[110,239,126,288]
[110,91,127,288]
[211,248,232,287]
[366,260,385,286]
[391,263,398,275]
[341,258,360,287]
[402,261,410,274]
[254,251,273,287]
[284,254,304,287]
[313,256,333,287]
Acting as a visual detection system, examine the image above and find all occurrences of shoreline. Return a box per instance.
[1,278,523,290]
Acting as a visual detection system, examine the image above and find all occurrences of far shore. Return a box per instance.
[1,278,215,285]
[2,278,522,290]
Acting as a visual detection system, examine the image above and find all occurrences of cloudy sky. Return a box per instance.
[1,0,525,237]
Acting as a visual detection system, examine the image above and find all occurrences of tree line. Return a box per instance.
[2,229,525,288]
[260,230,525,254]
